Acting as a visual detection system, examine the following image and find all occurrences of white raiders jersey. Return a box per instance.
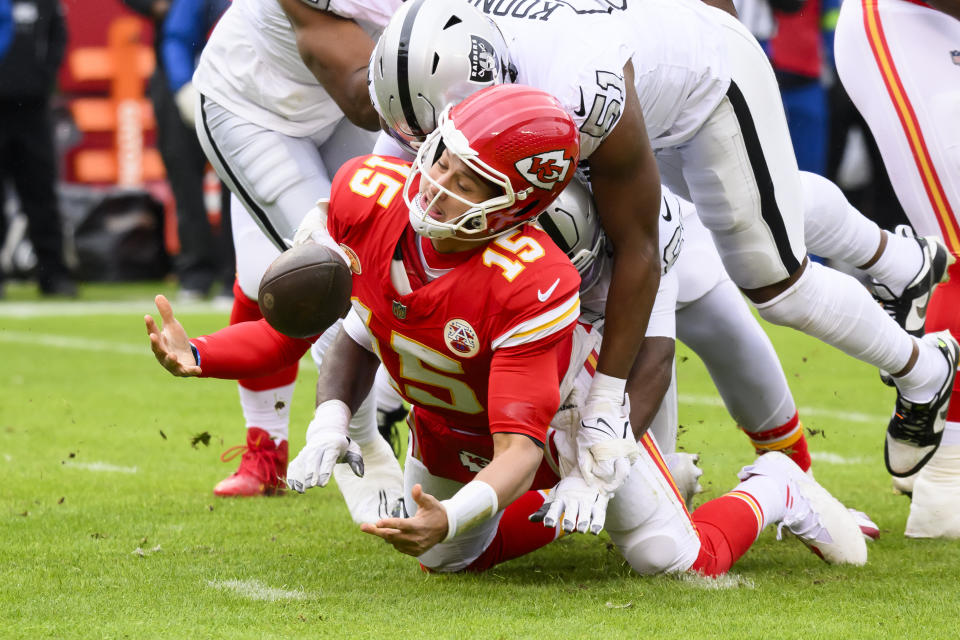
[478,7,633,160]
[194,0,403,138]
[477,0,730,151]
[578,185,688,325]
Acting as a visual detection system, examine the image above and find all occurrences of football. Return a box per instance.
[257,243,353,338]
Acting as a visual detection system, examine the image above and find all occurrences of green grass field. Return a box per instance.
[1,282,957,639]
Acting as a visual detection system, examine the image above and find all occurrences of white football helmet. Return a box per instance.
[368,0,515,153]
[538,175,607,293]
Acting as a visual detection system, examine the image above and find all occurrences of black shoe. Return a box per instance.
[40,276,78,298]
[870,225,953,338]
[376,405,408,459]
[885,331,960,477]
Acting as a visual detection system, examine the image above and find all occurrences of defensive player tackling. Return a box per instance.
[146,85,868,575]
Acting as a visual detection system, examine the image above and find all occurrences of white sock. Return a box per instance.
[755,261,913,375]
[730,475,786,530]
[866,230,923,297]
[895,339,949,404]
[238,382,294,442]
[801,171,881,266]
[941,421,960,446]
[800,172,923,294]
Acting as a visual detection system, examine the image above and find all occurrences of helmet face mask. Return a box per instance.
[404,107,525,240]
[402,84,580,242]
[368,0,515,153]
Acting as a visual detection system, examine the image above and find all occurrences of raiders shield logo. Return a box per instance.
[515,150,572,190]
[469,35,498,83]
[444,319,480,358]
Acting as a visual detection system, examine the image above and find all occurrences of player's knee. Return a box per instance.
[608,530,687,576]
[754,268,817,331]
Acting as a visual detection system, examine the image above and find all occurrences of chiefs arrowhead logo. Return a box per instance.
[515,150,572,190]
[459,450,490,473]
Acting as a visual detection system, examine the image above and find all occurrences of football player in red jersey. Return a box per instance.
[147,85,868,573]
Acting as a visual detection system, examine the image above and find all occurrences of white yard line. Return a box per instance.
[63,461,139,474]
[678,393,887,424]
[810,452,870,465]
[1,329,889,426]
[0,330,146,355]
[206,579,310,602]
[0,299,229,318]
[0,329,315,362]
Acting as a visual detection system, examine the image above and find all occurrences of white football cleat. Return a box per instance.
[334,435,404,524]
[739,451,867,566]
[905,444,960,539]
[663,451,704,511]
[847,508,880,542]
[885,331,959,477]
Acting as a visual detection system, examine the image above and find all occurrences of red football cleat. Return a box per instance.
[213,427,288,497]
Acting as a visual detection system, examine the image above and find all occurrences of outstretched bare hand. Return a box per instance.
[144,295,202,377]
[360,484,448,557]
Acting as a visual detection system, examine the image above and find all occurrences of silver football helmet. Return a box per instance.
[368,0,516,153]
[538,175,607,293]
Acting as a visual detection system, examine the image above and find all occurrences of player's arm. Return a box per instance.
[286,311,380,492]
[571,61,659,496]
[315,325,380,414]
[926,0,960,20]
[144,295,312,378]
[585,60,661,407]
[276,0,380,130]
[588,61,661,382]
[360,339,564,557]
[625,336,675,437]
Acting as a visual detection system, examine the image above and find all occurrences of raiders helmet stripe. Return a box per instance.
[397,0,430,138]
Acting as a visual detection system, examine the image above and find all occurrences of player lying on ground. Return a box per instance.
[146,85,867,574]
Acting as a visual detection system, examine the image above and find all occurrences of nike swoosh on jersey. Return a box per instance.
[661,196,673,221]
[573,88,586,117]
[538,278,561,302]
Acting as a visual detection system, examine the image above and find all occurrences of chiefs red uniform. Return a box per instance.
[329,155,580,481]
[194,154,581,482]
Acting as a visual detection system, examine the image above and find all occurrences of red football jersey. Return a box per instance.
[327,155,581,441]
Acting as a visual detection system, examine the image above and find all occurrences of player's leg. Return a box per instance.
[834,0,960,246]
[678,280,812,470]
[674,210,811,471]
[603,430,866,576]
[196,97,336,495]
[691,451,867,575]
[671,11,955,479]
[374,368,407,456]
[212,200,298,496]
[836,0,960,534]
[907,272,960,537]
[801,171,948,337]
